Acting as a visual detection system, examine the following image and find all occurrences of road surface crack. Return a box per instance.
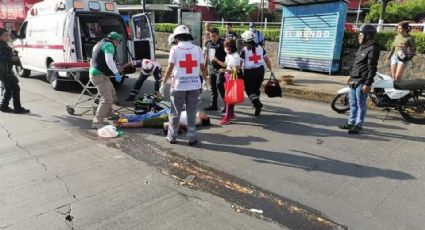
[55,204,75,230]
[0,124,77,200]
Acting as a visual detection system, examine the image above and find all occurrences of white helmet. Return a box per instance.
[241,31,256,42]
[168,33,176,46]
[142,59,154,74]
[173,25,191,38]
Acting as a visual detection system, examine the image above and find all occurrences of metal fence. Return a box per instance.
[346,22,425,33]
[204,20,425,33]
[204,20,281,30]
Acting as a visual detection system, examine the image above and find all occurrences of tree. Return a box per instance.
[116,0,173,5]
[365,0,425,23]
[180,0,199,10]
[209,0,255,21]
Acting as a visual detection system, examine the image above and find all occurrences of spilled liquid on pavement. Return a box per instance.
[81,129,348,230]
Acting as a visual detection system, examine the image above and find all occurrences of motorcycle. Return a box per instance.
[331,73,425,124]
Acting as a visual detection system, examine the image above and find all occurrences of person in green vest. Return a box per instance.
[89,31,123,129]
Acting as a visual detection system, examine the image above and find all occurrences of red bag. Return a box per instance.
[224,70,245,104]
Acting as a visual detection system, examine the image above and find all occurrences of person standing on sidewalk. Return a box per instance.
[89,31,123,129]
[212,39,240,125]
[204,28,226,112]
[385,21,416,80]
[240,31,273,117]
[225,23,238,40]
[339,25,380,134]
[159,25,208,146]
[0,28,30,114]
[203,22,212,50]
[125,59,162,101]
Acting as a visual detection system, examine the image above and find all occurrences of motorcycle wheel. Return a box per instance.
[399,94,425,124]
[331,93,350,113]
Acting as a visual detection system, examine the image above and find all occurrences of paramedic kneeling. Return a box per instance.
[89,31,123,129]
[160,25,208,146]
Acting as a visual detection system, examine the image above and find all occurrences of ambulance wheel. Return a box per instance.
[14,64,31,78]
[66,106,75,115]
[47,64,66,91]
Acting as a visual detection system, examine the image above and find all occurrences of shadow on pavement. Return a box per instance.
[234,103,420,143]
[197,140,415,181]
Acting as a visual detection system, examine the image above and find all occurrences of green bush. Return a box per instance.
[155,23,176,33]
[155,23,425,53]
[343,31,425,53]
[365,0,425,23]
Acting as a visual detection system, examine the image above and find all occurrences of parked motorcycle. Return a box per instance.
[331,73,425,124]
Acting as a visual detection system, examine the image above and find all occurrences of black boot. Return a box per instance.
[14,107,30,114]
[348,125,363,134]
[253,100,263,117]
[339,123,354,130]
[0,105,13,113]
[254,104,263,116]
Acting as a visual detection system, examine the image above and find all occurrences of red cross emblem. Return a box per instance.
[249,53,261,64]
[179,54,198,74]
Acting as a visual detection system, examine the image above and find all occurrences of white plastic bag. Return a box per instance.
[98,125,119,138]
[179,111,188,126]
[178,111,202,126]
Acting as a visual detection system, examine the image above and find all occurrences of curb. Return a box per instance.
[280,85,335,104]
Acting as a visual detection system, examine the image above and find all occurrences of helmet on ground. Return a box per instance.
[173,25,191,38]
[168,33,176,45]
[359,24,377,40]
[142,59,154,74]
[107,31,123,42]
[241,31,256,42]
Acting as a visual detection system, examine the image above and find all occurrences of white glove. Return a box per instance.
[202,80,209,92]
[159,83,166,97]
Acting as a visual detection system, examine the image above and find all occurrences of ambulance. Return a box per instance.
[12,0,155,90]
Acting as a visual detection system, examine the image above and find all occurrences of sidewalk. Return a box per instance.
[272,69,347,103]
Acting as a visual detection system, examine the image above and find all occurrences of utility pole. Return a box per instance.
[140,0,146,12]
[355,0,362,26]
[260,0,265,26]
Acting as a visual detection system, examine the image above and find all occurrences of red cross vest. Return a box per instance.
[241,46,266,70]
[169,42,203,91]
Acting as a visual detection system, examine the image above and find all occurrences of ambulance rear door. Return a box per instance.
[128,13,155,61]
[63,10,78,62]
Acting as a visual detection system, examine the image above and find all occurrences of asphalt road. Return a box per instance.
[2,63,425,229]
[0,73,285,230]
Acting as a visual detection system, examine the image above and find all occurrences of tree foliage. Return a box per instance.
[179,0,199,10]
[365,0,425,23]
[116,0,174,5]
[209,0,256,21]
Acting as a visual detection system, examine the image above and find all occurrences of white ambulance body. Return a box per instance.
[13,0,155,89]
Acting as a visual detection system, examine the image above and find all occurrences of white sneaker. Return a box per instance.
[92,122,109,129]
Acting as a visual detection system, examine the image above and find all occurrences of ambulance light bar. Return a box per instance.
[73,1,84,9]
[88,1,101,11]
[105,3,115,11]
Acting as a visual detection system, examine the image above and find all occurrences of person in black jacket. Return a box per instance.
[339,25,380,134]
[204,28,227,112]
[0,28,30,114]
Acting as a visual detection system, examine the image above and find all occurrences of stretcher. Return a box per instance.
[47,62,97,115]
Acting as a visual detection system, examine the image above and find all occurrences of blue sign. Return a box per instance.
[278,1,348,74]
